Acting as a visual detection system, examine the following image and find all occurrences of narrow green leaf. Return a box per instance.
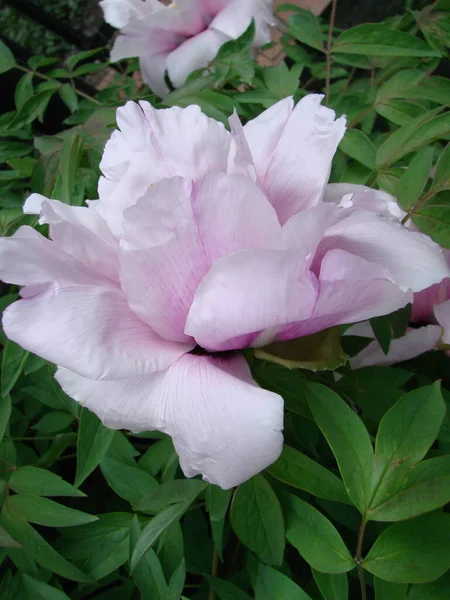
[32,411,74,433]
[15,73,34,111]
[364,513,450,583]
[397,146,435,210]
[307,383,374,513]
[284,494,355,574]
[100,457,158,506]
[167,559,186,600]
[0,525,21,548]
[339,129,376,171]
[59,84,78,113]
[1,341,28,397]
[9,466,85,497]
[135,479,207,514]
[207,576,253,600]
[230,474,285,567]
[205,485,232,560]
[58,133,84,204]
[267,445,350,504]
[75,408,115,487]
[66,48,104,70]
[287,10,324,52]
[0,395,11,446]
[332,24,440,57]
[8,495,98,527]
[23,574,70,600]
[368,382,445,511]
[376,110,450,169]
[432,143,450,192]
[130,516,168,600]
[413,196,450,249]
[255,565,313,600]
[369,315,392,355]
[312,570,348,600]
[0,40,16,74]
[131,501,192,571]
[408,571,450,600]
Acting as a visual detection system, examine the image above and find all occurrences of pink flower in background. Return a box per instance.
[1,97,449,488]
[100,0,274,97]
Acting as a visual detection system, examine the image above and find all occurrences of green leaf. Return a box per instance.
[284,494,355,574]
[370,315,392,355]
[287,9,324,52]
[58,133,84,204]
[312,570,348,600]
[59,84,78,113]
[205,485,232,560]
[364,513,450,584]
[0,40,16,74]
[135,479,208,514]
[252,363,311,419]
[32,411,75,433]
[0,395,11,447]
[75,408,115,487]
[369,456,450,521]
[7,495,98,527]
[339,129,376,171]
[255,565,313,600]
[23,574,70,600]
[9,466,85,497]
[1,341,28,397]
[130,516,168,600]
[408,571,450,600]
[0,508,91,582]
[131,500,193,571]
[254,327,347,372]
[263,63,303,99]
[413,194,450,248]
[432,143,450,192]
[376,110,450,169]
[306,383,374,514]
[207,576,253,600]
[367,382,446,512]
[267,445,350,504]
[332,24,440,57]
[396,146,435,210]
[167,559,186,600]
[100,457,158,506]
[66,48,104,70]
[0,525,21,548]
[374,578,407,600]
[230,474,285,567]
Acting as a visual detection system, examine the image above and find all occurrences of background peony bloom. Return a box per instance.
[100,0,274,97]
[1,97,449,489]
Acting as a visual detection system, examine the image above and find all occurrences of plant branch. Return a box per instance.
[356,519,367,600]
[17,64,101,106]
[325,0,338,106]
[401,188,440,225]
[209,548,219,600]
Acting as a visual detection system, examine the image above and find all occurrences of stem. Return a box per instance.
[356,519,367,600]
[348,105,373,128]
[401,188,441,225]
[17,64,101,106]
[208,549,218,600]
[325,0,338,106]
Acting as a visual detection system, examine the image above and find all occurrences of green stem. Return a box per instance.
[209,548,219,600]
[325,0,338,106]
[356,519,367,600]
[17,64,101,106]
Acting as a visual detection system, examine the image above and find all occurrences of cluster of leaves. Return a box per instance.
[0,1,450,599]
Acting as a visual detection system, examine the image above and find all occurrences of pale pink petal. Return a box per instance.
[348,325,442,369]
[166,28,229,88]
[434,299,450,345]
[185,248,318,351]
[24,195,119,282]
[3,286,191,380]
[0,226,112,289]
[324,184,407,222]
[55,353,284,489]
[245,95,346,223]
[140,52,171,98]
[317,209,450,293]
[210,0,274,46]
[119,173,281,342]
[277,250,412,340]
[110,33,148,62]
[100,0,160,28]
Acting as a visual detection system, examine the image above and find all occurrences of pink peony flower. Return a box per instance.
[1,97,449,488]
[100,0,274,97]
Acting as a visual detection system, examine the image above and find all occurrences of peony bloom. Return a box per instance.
[100,0,274,97]
[1,96,449,489]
